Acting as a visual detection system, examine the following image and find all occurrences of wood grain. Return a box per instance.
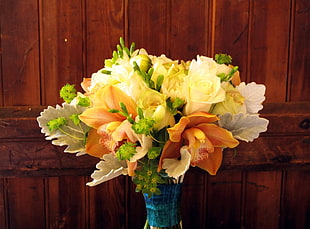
[207,171,243,229]
[45,176,87,229]
[0,0,40,106]
[288,0,310,101]
[40,0,85,105]
[281,170,310,228]
[249,0,291,102]
[127,178,146,229]
[181,169,207,229]
[88,176,126,229]
[0,179,7,229]
[5,177,45,229]
[85,0,124,76]
[244,171,282,229]
[213,0,250,78]
[127,0,169,56]
[169,0,211,60]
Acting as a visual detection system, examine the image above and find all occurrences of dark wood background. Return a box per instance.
[0,0,309,228]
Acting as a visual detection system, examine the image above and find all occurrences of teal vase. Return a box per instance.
[143,183,183,229]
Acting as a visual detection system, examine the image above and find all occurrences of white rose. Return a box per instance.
[183,56,225,115]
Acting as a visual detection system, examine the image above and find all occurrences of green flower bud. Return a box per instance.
[131,54,152,72]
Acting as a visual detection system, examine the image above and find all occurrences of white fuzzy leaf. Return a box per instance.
[37,103,89,153]
[87,153,128,186]
[218,113,269,142]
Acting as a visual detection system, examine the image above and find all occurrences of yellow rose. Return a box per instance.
[183,56,225,115]
[151,105,175,130]
[160,64,187,101]
[211,82,246,115]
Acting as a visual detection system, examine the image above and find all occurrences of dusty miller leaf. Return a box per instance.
[218,113,269,142]
[87,153,128,186]
[37,103,90,153]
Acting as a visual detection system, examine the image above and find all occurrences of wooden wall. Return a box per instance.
[0,0,309,228]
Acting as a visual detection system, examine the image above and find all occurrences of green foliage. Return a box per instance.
[133,158,166,197]
[77,96,90,107]
[133,62,156,90]
[166,97,185,115]
[217,66,239,82]
[109,102,135,124]
[215,53,232,64]
[60,84,77,103]
[116,142,137,160]
[147,147,162,159]
[69,114,81,125]
[47,117,67,132]
[105,37,136,67]
[132,117,156,135]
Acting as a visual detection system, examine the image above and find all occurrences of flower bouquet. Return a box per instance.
[37,38,269,228]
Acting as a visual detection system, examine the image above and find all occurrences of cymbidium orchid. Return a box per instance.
[158,112,239,176]
[79,85,138,156]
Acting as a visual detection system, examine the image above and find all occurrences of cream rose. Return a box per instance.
[183,56,226,115]
[211,82,246,115]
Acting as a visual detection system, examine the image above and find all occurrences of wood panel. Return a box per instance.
[244,171,282,229]
[127,179,146,229]
[249,0,291,102]
[128,0,169,56]
[0,140,99,177]
[169,0,211,60]
[85,0,124,76]
[0,179,7,229]
[5,177,45,229]
[288,0,310,101]
[281,170,310,228]
[0,0,40,106]
[45,176,87,229]
[213,0,250,79]
[207,171,243,229]
[182,169,207,229]
[88,176,126,229]
[40,0,85,105]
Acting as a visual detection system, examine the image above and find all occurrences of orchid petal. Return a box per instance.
[93,85,137,117]
[79,107,124,129]
[162,147,191,179]
[127,161,137,176]
[197,123,239,148]
[186,112,219,127]
[168,117,190,142]
[81,78,91,93]
[195,147,223,175]
[158,140,182,172]
[111,120,138,143]
[85,128,110,158]
[168,112,218,142]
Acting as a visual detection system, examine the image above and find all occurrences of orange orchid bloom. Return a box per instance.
[79,85,138,158]
[158,112,239,175]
